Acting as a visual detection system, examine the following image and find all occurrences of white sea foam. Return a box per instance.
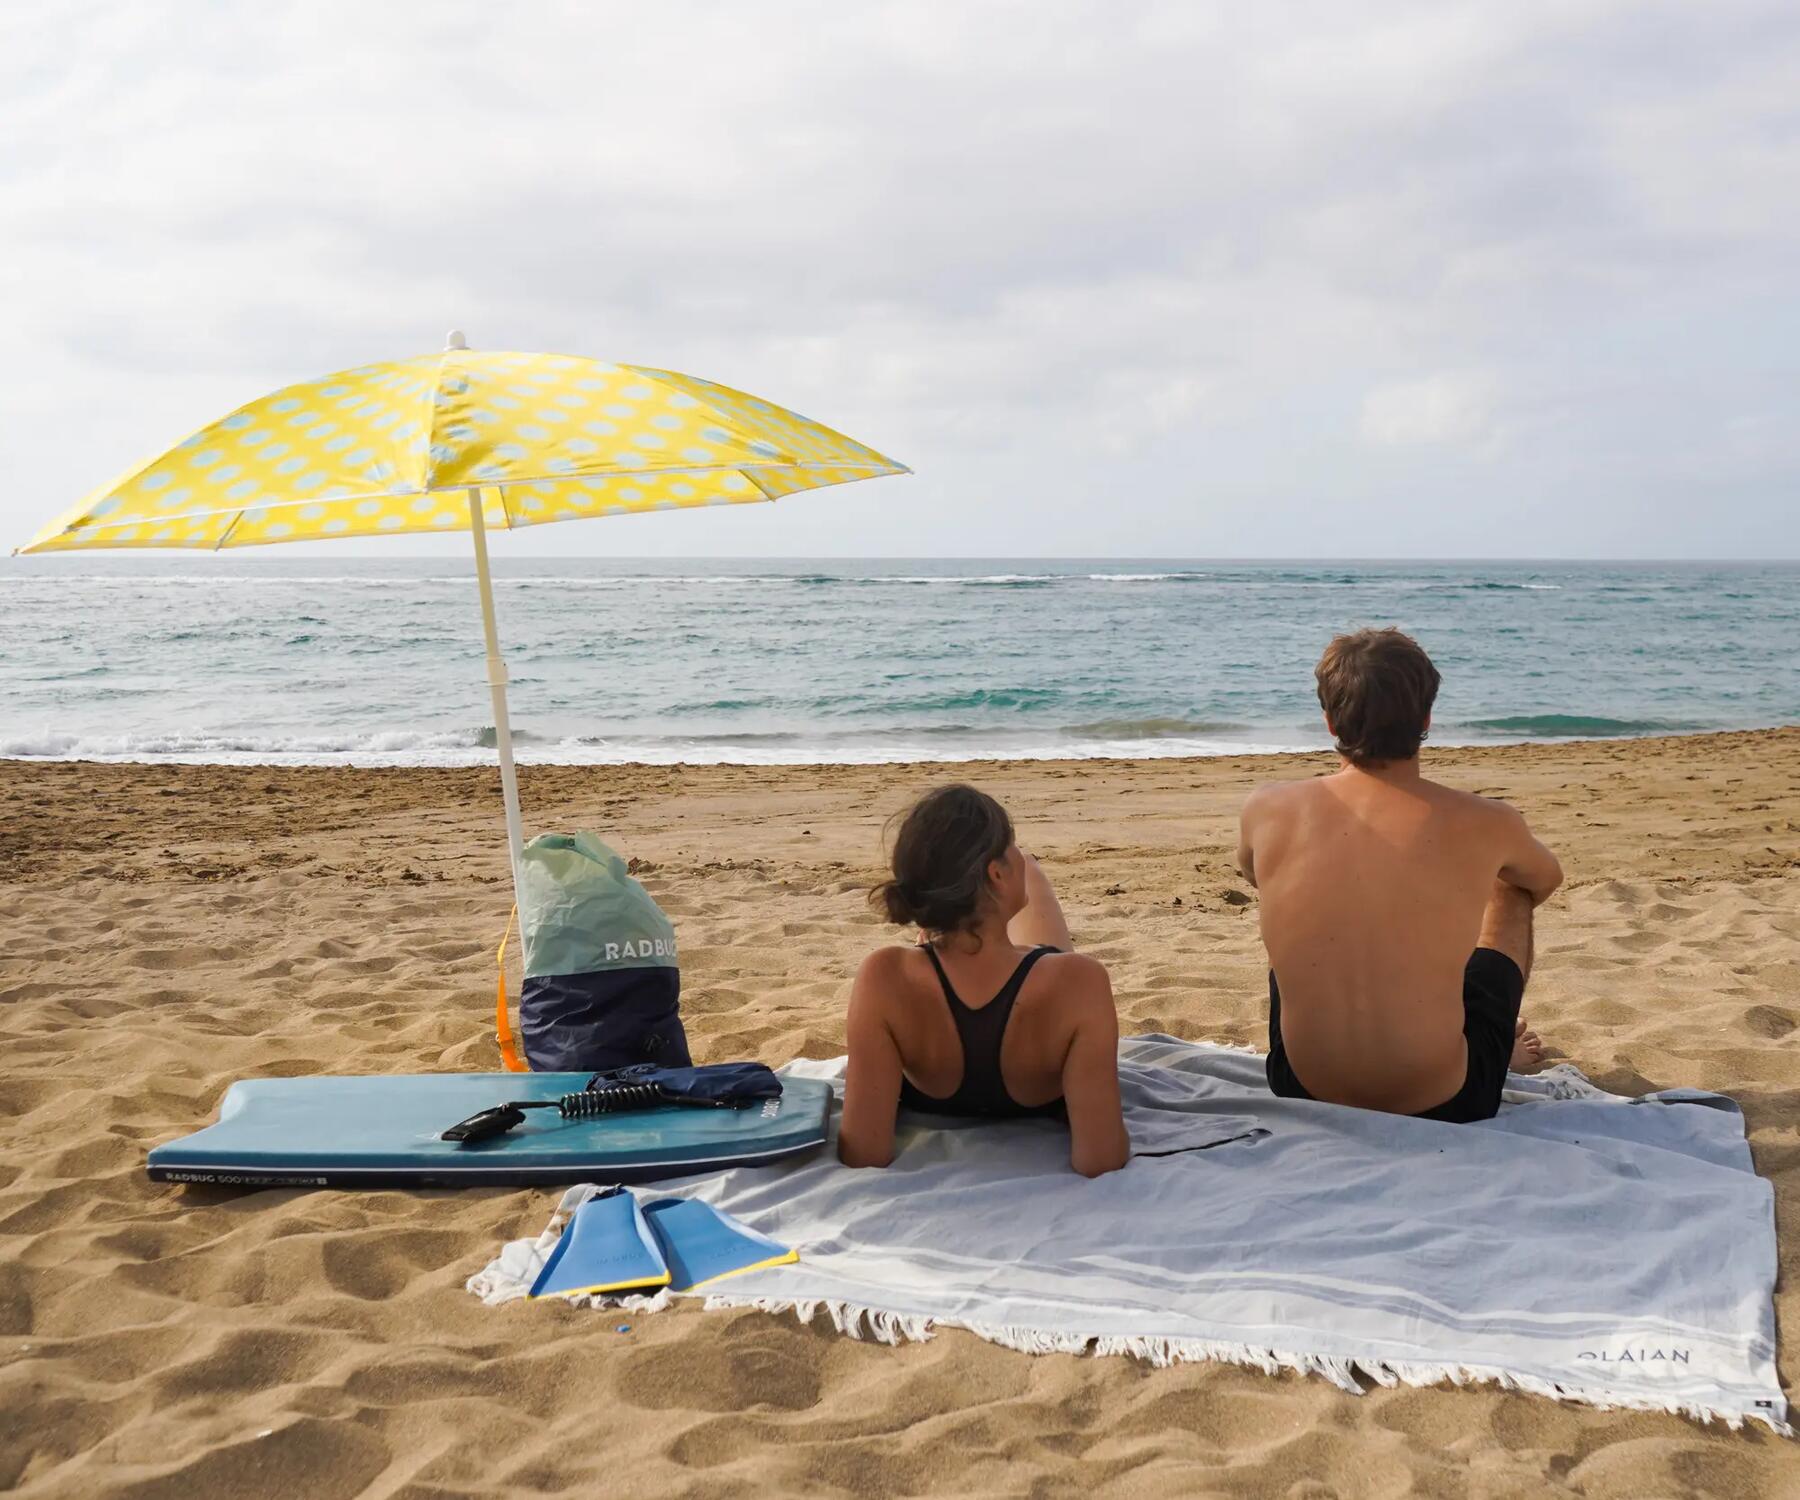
[0,729,483,760]
[0,726,1307,768]
[1086,572,1205,582]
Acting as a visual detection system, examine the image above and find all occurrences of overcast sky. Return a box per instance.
[3,1,1796,559]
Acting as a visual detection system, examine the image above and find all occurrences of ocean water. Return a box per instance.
[1,557,1795,766]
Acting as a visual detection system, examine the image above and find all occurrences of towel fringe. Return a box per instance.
[466,1256,1789,1435]
[688,1292,1792,1437]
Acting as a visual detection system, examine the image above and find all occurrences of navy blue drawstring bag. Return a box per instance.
[517,833,691,1073]
[588,1062,783,1107]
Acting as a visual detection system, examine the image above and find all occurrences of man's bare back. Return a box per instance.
[1239,763,1562,1115]
[1237,627,1564,1122]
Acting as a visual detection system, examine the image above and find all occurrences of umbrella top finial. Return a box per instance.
[445,329,468,351]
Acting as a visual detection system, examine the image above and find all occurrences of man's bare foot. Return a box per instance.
[1511,1017,1544,1071]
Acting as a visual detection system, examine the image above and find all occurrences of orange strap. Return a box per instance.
[495,905,528,1072]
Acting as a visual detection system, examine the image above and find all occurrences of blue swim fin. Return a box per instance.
[642,1197,797,1291]
[529,1188,671,1299]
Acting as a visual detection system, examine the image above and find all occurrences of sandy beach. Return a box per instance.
[2,729,1796,1498]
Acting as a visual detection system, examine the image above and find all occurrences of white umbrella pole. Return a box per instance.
[466,485,526,902]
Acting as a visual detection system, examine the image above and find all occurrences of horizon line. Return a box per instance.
[5,553,1797,566]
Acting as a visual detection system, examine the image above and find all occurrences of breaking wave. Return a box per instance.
[1457,714,1693,738]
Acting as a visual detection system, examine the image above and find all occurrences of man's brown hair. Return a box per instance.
[1315,628,1441,767]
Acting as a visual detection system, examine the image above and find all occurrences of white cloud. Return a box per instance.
[1359,373,1497,450]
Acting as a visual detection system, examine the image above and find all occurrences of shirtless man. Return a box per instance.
[1236,629,1563,1122]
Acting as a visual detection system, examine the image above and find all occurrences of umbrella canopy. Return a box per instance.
[18,337,906,553]
[15,334,908,905]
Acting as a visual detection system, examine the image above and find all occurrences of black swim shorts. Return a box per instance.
[1264,948,1526,1124]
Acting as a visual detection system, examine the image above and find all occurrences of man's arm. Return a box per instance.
[1495,805,1563,906]
[1236,788,1267,888]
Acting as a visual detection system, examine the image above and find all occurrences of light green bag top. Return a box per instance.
[518,832,678,979]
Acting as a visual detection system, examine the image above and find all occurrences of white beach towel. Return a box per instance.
[469,1036,1788,1432]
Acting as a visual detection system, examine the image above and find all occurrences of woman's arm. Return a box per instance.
[1007,850,1075,951]
[837,951,906,1168]
[1058,958,1129,1177]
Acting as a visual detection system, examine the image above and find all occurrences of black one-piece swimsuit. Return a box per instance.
[897,944,1066,1119]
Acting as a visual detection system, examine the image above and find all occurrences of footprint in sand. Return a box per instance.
[1742,1004,1795,1039]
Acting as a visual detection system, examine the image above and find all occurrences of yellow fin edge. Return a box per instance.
[530,1270,672,1300]
[683,1248,800,1291]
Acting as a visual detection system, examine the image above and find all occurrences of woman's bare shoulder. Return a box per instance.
[855,943,929,988]
[848,946,930,1040]
[1033,949,1113,1003]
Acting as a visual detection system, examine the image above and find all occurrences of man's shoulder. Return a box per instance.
[1418,780,1532,846]
[1241,776,1319,817]
[1420,777,1523,820]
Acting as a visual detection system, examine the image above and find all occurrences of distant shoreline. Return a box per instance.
[6,723,1796,774]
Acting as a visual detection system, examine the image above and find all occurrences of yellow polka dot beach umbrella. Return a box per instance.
[15,333,909,895]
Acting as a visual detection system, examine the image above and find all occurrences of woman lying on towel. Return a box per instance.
[839,784,1130,1177]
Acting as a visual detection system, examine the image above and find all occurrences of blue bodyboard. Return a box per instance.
[146,1072,831,1189]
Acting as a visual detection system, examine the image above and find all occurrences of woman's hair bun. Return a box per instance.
[871,785,1013,939]
[878,878,921,927]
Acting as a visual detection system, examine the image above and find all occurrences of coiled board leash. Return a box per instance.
[442,1081,740,1144]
